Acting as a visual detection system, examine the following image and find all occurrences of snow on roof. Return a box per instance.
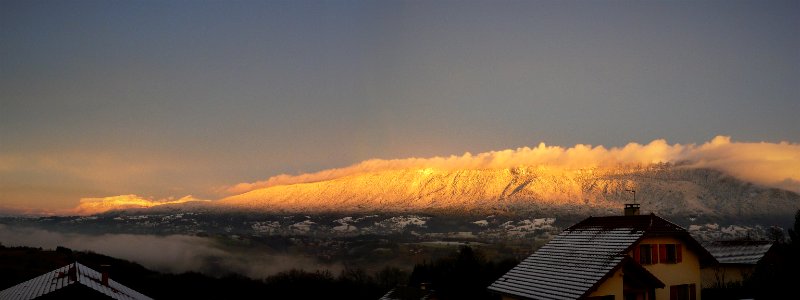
[488,214,705,300]
[0,262,153,300]
[565,214,686,234]
[488,225,645,299]
[703,240,773,265]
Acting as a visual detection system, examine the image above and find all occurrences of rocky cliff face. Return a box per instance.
[217,164,800,218]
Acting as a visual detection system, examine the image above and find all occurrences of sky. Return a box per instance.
[1,0,799,213]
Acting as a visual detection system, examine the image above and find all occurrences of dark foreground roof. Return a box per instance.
[488,220,646,299]
[570,214,715,265]
[0,262,152,300]
[487,214,713,300]
[565,214,685,233]
[703,240,774,265]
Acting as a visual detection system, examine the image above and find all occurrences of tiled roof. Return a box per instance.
[488,214,712,300]
[566,214,685,234]
[572,214,716,265]
[0,262,153,300]
[703,240,773,265]
[488,225,645,299]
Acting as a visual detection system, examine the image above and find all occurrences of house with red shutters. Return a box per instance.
[488,204,717,300]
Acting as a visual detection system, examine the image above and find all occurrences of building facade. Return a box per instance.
[488,206,715,300]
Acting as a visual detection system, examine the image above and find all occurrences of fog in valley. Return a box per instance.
[0,224,340,278]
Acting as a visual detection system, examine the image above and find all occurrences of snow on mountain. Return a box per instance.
[216,163,800,217]
[73,195,209,215]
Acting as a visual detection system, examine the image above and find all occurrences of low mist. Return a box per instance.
[0,225,340,279]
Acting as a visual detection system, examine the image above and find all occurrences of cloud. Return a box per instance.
[0,150,192,212]
[71,195,209,215]
[0,225,339,278]
[0,151,176,185]
[226,136,800,194]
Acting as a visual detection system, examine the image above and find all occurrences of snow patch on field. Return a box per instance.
[503,218,556,236]
[331,217,358,233]
[290,220,316,233]
[374,215,429,231]
[251,221,281,234]
[473,220,489,227]
[689,223,767,241]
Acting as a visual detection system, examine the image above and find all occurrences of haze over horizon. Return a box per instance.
[2,1,799,214]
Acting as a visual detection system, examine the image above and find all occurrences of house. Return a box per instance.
[0,262,152,300]
[701,240,774,288]
[488,204,716,300]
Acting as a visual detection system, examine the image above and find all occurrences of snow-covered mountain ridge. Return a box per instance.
[216,163,799,217]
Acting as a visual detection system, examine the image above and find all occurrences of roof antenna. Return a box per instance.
[625,189,636,204]
[624,189,640,216]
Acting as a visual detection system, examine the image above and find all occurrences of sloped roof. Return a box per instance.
[703,240,773,265]
[488,224,645,299]
[565,215,685,234]
[0,262,152,300]
[487,214,710,300]
[570,214,716,265]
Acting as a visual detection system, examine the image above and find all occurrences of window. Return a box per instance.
[669,284,696,300]
[659,244,682,264]
[665,244,677,263]
[639,244,653,264]
[636,243,682,265]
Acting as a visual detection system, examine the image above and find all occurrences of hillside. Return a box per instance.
[0,245,393,300]
[217,164,800,218]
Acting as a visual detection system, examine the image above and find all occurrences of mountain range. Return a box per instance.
[215,163,799,219]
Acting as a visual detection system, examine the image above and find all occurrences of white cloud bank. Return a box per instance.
[226,136,800,194]
[56,136,800,215]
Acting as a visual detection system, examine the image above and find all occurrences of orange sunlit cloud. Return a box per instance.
[226,136,800,194]
[71,195,209,216]
[0,149,203,214]
[10,136,799,216]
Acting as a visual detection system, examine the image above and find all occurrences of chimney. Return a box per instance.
[624,203,640,216]
[100,264,110,286]
[67,264,77,281]
[623,189,639,216]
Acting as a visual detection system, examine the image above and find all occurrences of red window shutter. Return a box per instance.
[677,244,683,263]
[669,285,679,300]
[653,244,659,264]
[634,246,641,263]
[659,244,667,263]
[689,284,696,300]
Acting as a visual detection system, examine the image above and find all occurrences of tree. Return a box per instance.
[787,209,800,245]
[408,246,518,299]
[767,226,785,244]
[745,210,800,299]
[374,266,407,290]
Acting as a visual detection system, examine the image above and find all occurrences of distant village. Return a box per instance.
[483,204,796,300]
[2,202,798,299]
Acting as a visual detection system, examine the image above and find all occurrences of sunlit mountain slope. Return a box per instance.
[217,164,799,217]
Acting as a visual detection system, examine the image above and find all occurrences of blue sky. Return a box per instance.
[1,0,798,211]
